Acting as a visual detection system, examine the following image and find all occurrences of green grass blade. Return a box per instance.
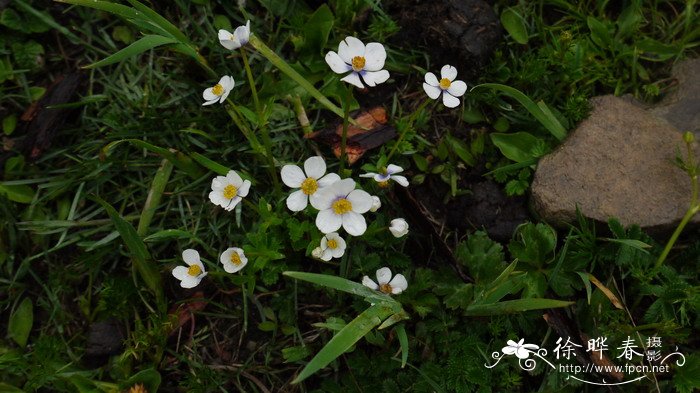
[464,298,574,316]
[102,139,204,179]
[84,35,178,69]
[16,0,79,40]
[293,303,394,383]
[249,35,346,120]
[92,194,164,309]
[190,152,230,176]
[55,0,148,22]
[8,298,33,347]
[395,323,409,368]
[125,0,190,43]
[283,271,392,304]
[137,159,173,237]
[472,83,567,140]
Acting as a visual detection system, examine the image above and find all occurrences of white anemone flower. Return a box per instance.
[203,75,234,106]
[360,164,409,188]
[362,267,408,295]
[172,249,207,288]
[370,196,381,212]
[389,218,409,238]
[218,20,251,50]
[319,232,346,261]
[325,36,390,89]
[219,247,248,273]
[502,339,539,359]
[281,156,340,212]
[311,178,373,236]
[423,65,468,108]
[208,170,251,211]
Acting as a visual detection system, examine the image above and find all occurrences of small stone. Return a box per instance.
[531,95,699,233]
[650,58,700,136]
[85,319,124,358]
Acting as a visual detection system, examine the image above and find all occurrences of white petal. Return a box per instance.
[361,70,389,87]
[325,51,351,74]
[376,267,392,285]
[359,172,376,178]
[218,30,239,50]
[226,170,243,187]
[442,92,461,108]
[219,75,234,89]
[310,187,334,210]
[370,196,381,212]
[219,89,231,103]
[423,83,441,99]
[316,209,342,234]
[234,23,250,45]
[389,274,408,294]
[304,156,326,179]
[334,178,356,197]
[424,72,439,86]
[286,189,308,212]
[203,87,218,101]
[320,235,328,250]
[172,266,188,280]
[180,275,202,289]
[447,80,467,97]
[224,257,247,273]
[211,176,227,190]
[386,164,403,174]
[391,175,409,187]
[281,165,305,188]
[347,189,373,213]
[182,249,200,265]
[224,196,241,211]
[202,99,218,106]
[342,211,367,236]
[321,249,334,261]
[362,276,379,290]
[317,172,340,188]
[338,36,365,63]
[238,180,251,197]
[440,64,458,81]
[219,248,234,265]
[331,246,345,258]
[341,72,364,88]
[363,43,386,71]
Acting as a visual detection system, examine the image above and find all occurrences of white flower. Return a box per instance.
[362,267,408,295]
[203,75,234,106]
[311,178,373,236]
[325,36,390,89]
[319,232,346,261]
[281,156,340,212]
[219,247,248,273]
[311,246,323,260]
[389,218,409,238]
[502,339,539,359]
[360,164,409,187]
[172,249,207,288]
[218,20,251,50]
[370,196,381,212]
[423,65,468,108]
[208,170,251,211]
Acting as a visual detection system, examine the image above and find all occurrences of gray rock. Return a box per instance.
[531,95,699,233]
[651,58,700,135]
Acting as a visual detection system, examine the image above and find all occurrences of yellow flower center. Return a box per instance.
[128,384,148,393]
[229,34,235,41]
[223,184,237,199]
[378,181,390,188]
[379,283,393,294]
[327,239,338,249]
[439,78,451,89]
[300,177,318,195]
[187,265,202,276]
[212,83,225,96]
[332,198,353,215]
[351,56,366,71]
[230,252,242,266]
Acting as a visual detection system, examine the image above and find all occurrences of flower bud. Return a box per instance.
[683,131,694,144]
[370,196,381,212]
[311,247,323,259]
[389,218,409,238]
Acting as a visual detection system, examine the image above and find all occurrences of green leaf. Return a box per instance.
[120,368,161,393]
[283,271,393,304]
[0,183,35,203]
[125,0,190,43]
[293,302,395,383]
[282,345,312,362]
[471,83,567,140]
[395,324,409,368]
[500,8,528,44]
[443,284,474,310]
[673,354,700,393]
[602,238,651,253]
[587,16,611,49]
[143,229,193,242]
[464,298,573,316]
[102,139,204,179]
[447,135,476,166]
[576,271,592,304]
[636,38,680,62]
[9,298,33,347]
[12,41,44,70]
[490,132,542,163]
[84,35,178,69]
[92,195,164,308]
[301,5,334,54]
[137,159,173,236]
[455,231,505,283]
[14,0,76,37]
[508,222,557,267]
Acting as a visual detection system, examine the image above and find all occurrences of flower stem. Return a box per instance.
[655,139,699,271]
[339,86,352,173]
[241,48,281,195]
[386,98,433,162]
